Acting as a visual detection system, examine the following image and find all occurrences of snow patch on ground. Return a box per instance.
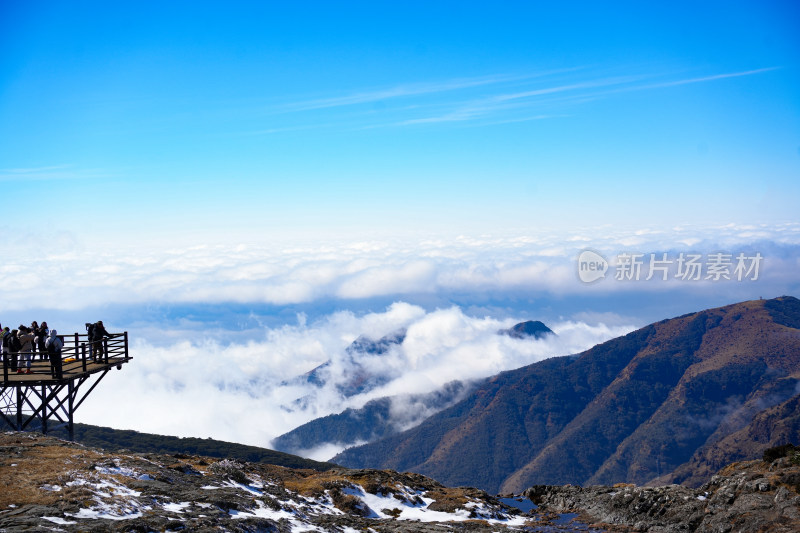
[343,485,527,526]
[68,507,144,521]
[42,459,531,530]
[162,501,191,513]
[63,473,148,521]
[42,515,77,525]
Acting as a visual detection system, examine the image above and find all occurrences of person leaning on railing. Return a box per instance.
[45,329,64,380]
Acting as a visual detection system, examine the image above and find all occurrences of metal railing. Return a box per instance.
[2,332,129,382]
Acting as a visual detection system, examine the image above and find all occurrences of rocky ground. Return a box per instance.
[524,446,800,532]
[0,432,596,532]
[4,431,796,533]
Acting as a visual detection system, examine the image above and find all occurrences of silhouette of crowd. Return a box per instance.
[1,320,110,380]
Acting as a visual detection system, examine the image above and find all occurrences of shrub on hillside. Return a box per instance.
[210,458,250,485]
[763,443,798,463]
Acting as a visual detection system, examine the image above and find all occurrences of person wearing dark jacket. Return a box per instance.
[91,321,110,361]
[30,321,40,359]
[45,329,64,379]
[8,329,21,373]
[37,321,49,360]
[1,327,10,373]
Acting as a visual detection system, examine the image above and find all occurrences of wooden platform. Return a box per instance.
[2,356,131,385]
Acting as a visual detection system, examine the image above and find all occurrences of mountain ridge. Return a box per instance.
[0,420,336,472]
[272,380,471,457]
[333,296,800,494]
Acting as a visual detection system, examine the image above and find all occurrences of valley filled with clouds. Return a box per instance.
[78,302,635,456]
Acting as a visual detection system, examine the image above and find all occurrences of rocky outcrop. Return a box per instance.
[0,432,566,532]
[524,447,800,532]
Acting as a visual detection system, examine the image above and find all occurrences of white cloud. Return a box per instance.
[336,260,437,299]
[1,224,797,313]
[293,441,369,463]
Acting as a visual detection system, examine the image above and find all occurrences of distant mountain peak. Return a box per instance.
[294,328,409,398]
[346,328,407,355]
[498,320,554,340]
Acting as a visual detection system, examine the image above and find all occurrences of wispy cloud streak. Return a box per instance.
[277,70,580,112]
[0,165,113,182]
[637,67,780,90]
[265,66,778,130]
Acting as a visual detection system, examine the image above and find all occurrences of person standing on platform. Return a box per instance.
[9,329,21,374]
[18,326,35,374]
[91,320,109,361]
[46,329,64,380]
[2,327,10,372]
[37,321,49,360]
[30,322,40,359]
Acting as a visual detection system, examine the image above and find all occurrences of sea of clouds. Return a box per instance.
[4,223,799,314]
[1,223,798,457]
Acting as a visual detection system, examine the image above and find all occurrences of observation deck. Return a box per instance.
[1,332,131,439]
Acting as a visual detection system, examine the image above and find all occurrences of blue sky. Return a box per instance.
[1,1,798,243]
[0,0,797,325]
[2,1,799,445]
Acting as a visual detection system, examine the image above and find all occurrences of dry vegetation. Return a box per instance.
[0,432,103,508]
